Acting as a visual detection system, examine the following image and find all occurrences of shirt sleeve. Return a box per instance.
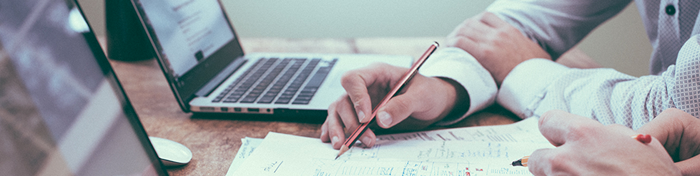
[419,47,498,126]
[498,35,700,130]
[486,0,631,59]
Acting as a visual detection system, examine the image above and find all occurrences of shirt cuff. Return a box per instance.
[497,58,571,119]
[419,47,498,126]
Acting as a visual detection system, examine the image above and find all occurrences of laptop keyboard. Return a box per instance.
[211,57,337,105]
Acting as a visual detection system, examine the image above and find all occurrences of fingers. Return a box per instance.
[374,94,416,128]
[336,96,360,132]
[324,63,452,148]
[528,121,673,176]
[358,129,377,148]
[320,121,330,142]
[333,96,378,148]
[373,75,455,129]
[343,67,417,129]
[446,14,490,54]
[538,110,601,146]
[531,110,684,176]
[455,18,492,42]
[528,148,558,176]
[323,100,348,149]
[529,120,615,176]
[480,11,509,28]
[528,147,585,176]
[637,108,692,147]
[340,65,400,123]
[676,156,700,176]
[340,72,372,123]
[323,64,406,149]
[322,95,379,149]
[447,12,507,48]
[445,36,477,58]
[638,108,700,163]
[639,108,700,175]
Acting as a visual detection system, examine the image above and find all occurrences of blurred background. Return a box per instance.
[79,0,651,77]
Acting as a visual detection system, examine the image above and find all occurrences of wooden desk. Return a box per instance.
[108,38,523,176]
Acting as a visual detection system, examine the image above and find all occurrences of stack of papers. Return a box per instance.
[226,117,553,176]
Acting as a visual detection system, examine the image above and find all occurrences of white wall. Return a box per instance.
[221,0,495,38]
[83,0,651,76]
[576,4,652,77]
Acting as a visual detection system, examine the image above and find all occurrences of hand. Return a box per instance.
[528,110,680,176]
[445,12,550,86]
[320,63,468,149]
[637,108,700,176]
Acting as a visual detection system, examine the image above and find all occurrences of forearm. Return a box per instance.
[486,0,631,59]
[499,59,682,129]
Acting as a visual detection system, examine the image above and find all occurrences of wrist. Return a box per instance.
[437,77,470,122]
[494,57,547,86]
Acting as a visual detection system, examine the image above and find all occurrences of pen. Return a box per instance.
[335,42,439,160]
[511,134,653,167]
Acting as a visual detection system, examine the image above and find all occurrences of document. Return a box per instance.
[225,137,263,176]
[375,117,547,143]
[229,117,553,176]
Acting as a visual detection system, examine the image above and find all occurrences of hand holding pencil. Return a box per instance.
[521,110,682,176]
[320,42,469,154]
[334,42,438,159]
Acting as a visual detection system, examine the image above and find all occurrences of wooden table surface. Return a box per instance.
[107,38,521,176]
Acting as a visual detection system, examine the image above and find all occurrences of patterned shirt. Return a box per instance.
[420,0,700,129]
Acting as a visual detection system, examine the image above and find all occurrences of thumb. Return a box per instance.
[374,94,417,128]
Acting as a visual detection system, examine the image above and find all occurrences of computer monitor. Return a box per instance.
[0,0,168,175]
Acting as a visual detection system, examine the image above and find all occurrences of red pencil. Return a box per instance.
[335,42,439,160]
[631,134,652,144]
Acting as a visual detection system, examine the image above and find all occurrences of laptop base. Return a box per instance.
[190,109,327,124]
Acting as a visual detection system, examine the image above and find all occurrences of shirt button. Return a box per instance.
[666,5,676,15]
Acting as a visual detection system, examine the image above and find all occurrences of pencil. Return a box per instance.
[511,134,653,167]
[335,42,439,160]
[511,156,529,167]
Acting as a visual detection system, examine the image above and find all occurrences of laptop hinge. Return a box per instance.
[195,58,247,97]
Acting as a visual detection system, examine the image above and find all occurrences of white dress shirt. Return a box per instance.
[421,0,700,129]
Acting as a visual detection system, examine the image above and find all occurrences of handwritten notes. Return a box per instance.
[375,117,547,143]
[228,117,553,176]
[226,137,263,176]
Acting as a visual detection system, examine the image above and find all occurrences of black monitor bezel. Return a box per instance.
[75,1,170,175]
[129,0,245,112]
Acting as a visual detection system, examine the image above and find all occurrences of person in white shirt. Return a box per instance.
[320,0,700,174]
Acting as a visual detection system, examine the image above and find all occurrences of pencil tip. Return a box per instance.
[511,159,522,166]
[335,145,349,160]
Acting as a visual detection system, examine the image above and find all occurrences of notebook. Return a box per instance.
[129,0,413,119]
[0,0,168,175]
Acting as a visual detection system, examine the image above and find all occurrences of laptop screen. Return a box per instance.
[136,0,234,77]
[132,0,245,111]
[0,0,167,175]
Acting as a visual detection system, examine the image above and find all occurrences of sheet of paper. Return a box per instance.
[230,118,553,176]
[376,117,547,143]
[225,137,263,176]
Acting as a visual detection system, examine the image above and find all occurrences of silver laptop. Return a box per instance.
[0,0,168,175]
[129,0,413,119]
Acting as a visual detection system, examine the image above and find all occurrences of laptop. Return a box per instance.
[128,0,413,118]
[0,0,168,175]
